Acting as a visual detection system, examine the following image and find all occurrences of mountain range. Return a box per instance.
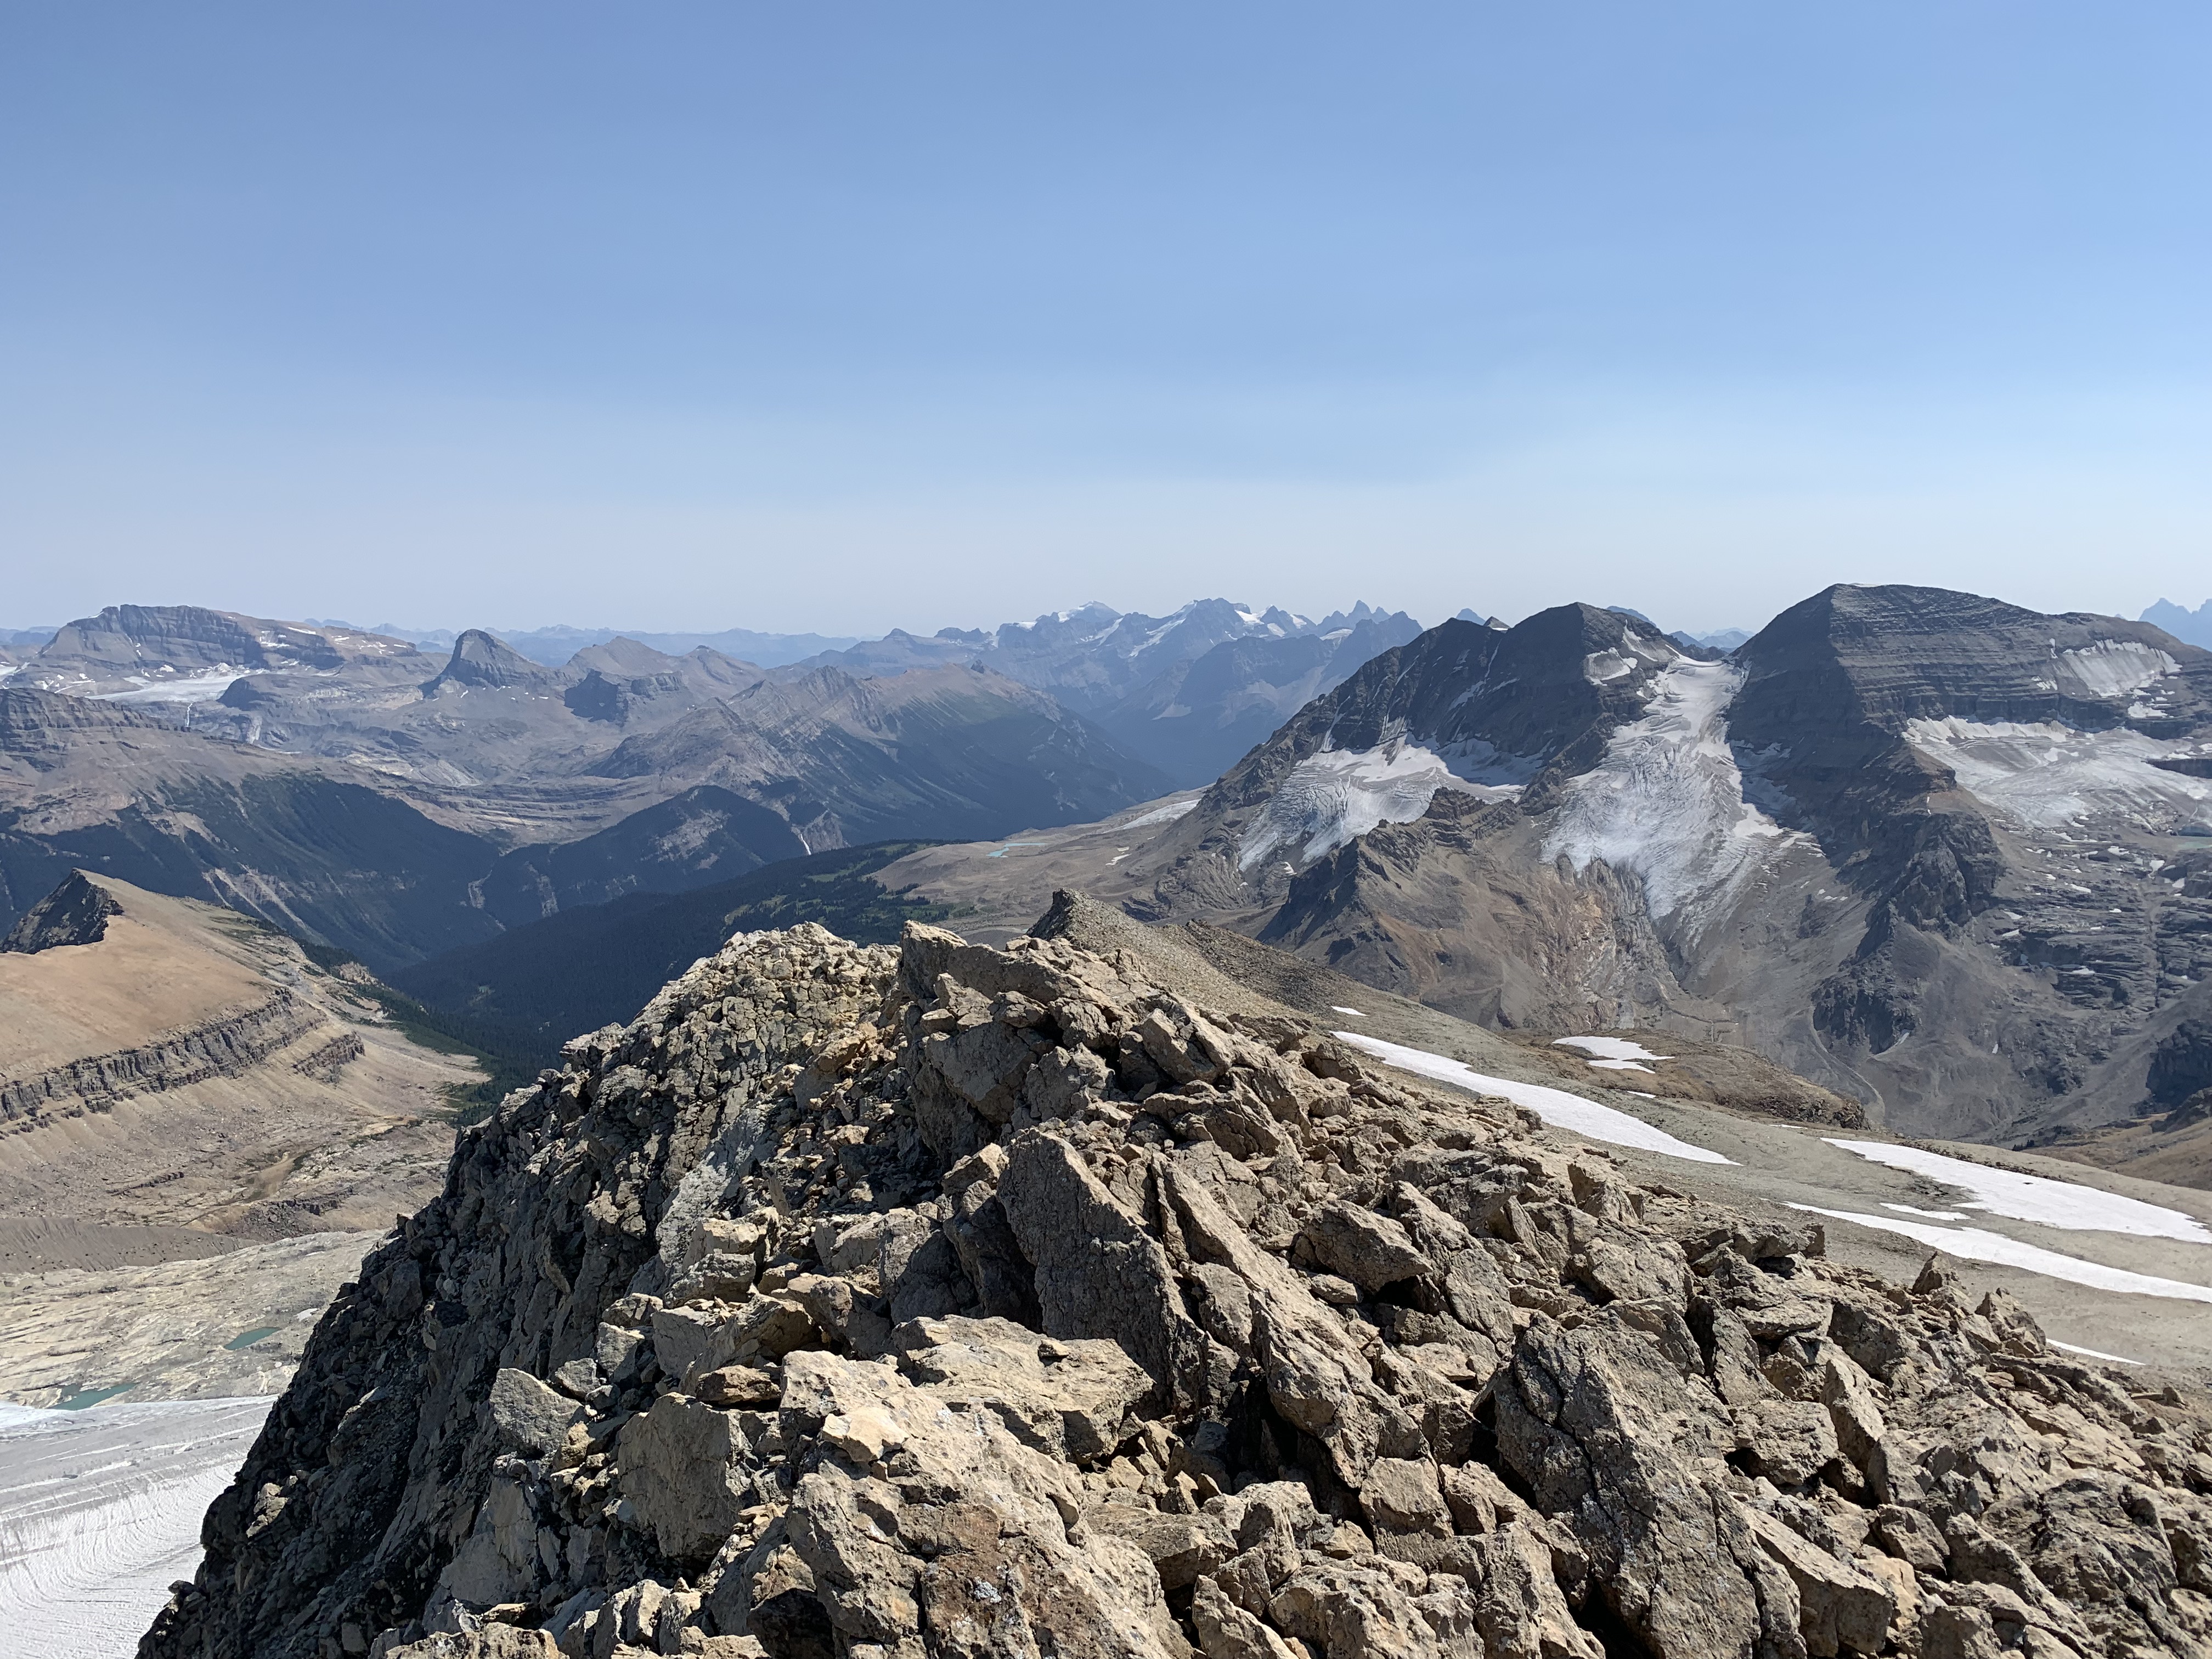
[0,597,1421,972]
[843,585,2212,1166]
[14,583,2212,1659]
[9,585,2212,1167]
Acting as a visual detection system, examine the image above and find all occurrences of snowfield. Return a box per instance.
[1237,741,1526,870]
[1902,717,2212,830]
[1553,1035,1673,1063]
[1825,1139,2212,1243]
[91,669,258,706]
[0,1397,269,1659]
[1330,1031,1734,1164]
[1789,1206,2212,1304]
[1542,662,1801,933]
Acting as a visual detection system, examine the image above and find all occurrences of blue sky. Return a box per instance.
[2,3,2205,636]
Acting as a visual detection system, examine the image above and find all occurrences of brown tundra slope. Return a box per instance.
[146,902,2212,1659]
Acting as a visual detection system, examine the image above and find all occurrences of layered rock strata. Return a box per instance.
[1,989,323,1130]
[146,917,2212,1659]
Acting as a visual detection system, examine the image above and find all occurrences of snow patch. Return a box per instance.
[1903,719,2212,830]
[1553,1035,1673,1063]
[1825,1139,2212,1243]
[1122,797,1201,830]
[1543,662,1801,929]
[2054,639,2177,701]
[92,669,258,706]
[1331,1031,1734,1164]
[1582,651,1635,685]
[1790,1206,2212,1303]
[1330,1006,1367,1018]
[1238,741,1526,870]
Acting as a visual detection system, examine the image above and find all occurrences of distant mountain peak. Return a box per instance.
[2144,597,2212,650]
[426,629,554,692]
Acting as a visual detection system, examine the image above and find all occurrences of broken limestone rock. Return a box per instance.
[142,915,2212,1659]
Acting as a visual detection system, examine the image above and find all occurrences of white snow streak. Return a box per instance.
[1903,718,2212,830]
[1331,1031,1734,1164]
[1542,662,1798,929]
[1825,1139,2212,1244]
[1553,1035,1674,1063]
[2048,1340,2141,1364]
[1330,1006,1367,1018]
[0,1397,270,1659]
[1790,1206,2212,1304]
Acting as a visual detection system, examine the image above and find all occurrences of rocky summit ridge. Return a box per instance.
[147,903,2212,1659]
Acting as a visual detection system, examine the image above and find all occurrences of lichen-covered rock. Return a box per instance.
[142,910,2212,1659]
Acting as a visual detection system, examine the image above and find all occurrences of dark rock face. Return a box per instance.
[2149,1020,2212,1108]
[142,916,2212,1659]
[1198,605,1680,824]
[1,868,121,952]
[0,715,510,974]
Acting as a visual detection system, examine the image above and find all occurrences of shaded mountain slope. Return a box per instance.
[392,842,955,1058]
[2,608,1179,966]
[589,664,1172,847]
[0,688,507,972]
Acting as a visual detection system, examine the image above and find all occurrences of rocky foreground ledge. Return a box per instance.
[144,907,2212,1659]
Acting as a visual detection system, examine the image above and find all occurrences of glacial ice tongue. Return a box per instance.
[1541,661,1798,930]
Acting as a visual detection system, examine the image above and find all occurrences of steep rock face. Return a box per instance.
[146,917,2212,1659]
[2,867,121,951]
[427,632,565,694]
[1132,606,1681,921]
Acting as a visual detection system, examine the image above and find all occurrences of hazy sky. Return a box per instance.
[3,3,2205,637]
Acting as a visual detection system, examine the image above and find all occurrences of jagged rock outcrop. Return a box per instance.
[2,867,122,952]
[145,913,2212,1659]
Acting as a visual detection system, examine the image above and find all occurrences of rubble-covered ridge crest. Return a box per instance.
[145,915,2212,1659]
